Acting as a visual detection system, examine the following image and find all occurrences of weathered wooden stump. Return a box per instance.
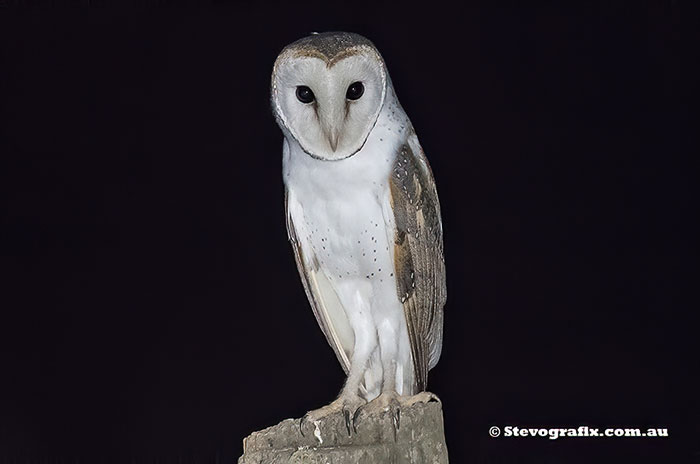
[239,395,448,464]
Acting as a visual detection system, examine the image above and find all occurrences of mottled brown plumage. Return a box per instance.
[389,136,446,391]
[279,31,379,64]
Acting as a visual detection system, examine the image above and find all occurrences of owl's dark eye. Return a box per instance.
[346,82,364,100]
[296,86,315,104]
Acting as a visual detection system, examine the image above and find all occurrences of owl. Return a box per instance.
[271,32,446,435]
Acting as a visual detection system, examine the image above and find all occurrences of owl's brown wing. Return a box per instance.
[389,134,447,392]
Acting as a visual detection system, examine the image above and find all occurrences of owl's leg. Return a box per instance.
[300,284,375,437]
[352,317,402,437]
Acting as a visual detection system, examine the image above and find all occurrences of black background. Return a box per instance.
[0,2,696,463]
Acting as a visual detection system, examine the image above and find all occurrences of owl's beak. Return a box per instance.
[320,105,343,152]
[327,130,340,152]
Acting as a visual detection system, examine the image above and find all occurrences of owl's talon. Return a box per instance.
[389,402,401,441]
[299,414,309,437]
[352,407,362,433]
[299,396,365,438]
[352,391,402,438]
[343,409,352,436]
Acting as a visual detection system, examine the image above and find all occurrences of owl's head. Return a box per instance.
[271,32,387,161]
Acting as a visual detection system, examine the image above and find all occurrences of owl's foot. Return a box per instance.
[299,395,366,438]
[352,391,402,440]
[400,391,441,407]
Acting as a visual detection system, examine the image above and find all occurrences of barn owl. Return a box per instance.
[271,32,446,435]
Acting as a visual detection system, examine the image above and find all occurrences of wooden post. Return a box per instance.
[239,397,448,464]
